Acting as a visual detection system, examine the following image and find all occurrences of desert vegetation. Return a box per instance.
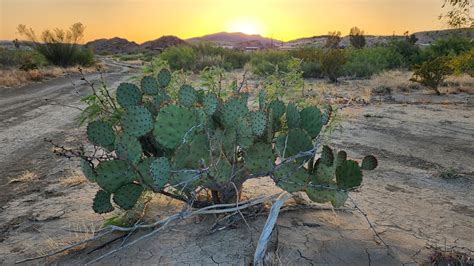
[1,0,474,264]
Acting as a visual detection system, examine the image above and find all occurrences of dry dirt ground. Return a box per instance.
[0,69,473,265]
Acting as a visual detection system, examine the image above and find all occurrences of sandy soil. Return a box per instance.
[0,71,473,265]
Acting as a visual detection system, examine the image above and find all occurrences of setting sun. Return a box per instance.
[227,18,264,35]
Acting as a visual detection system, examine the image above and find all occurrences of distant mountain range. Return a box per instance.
[81,28,473,54]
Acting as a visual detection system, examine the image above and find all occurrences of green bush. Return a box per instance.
[0,48,47,70]
[410,57,453,95]
[321,49,347,82]
[450,48,474,76]
[249,50,294,76]
[344,47,404,78]
[388,39,422,68]
[423,37,473,60]
[291,47,324,78]
[17,23,95,67]
[160,45,197,71]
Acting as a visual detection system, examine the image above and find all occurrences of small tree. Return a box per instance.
[440,0,473,28]
[321,49,347,83]
[349,27,366,49]
[410,57,453,95]
[17,22,94,67]
[325,31,342,49]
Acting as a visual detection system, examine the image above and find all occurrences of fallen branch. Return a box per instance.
[253,192,292,266]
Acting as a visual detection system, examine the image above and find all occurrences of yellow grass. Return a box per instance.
[8,171,38,184]
[0,66,99,88]
[59,172,86,187]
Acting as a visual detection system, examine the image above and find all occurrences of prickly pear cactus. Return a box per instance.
[81,68,377,214]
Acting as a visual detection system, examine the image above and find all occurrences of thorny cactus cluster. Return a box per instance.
[81,69,378,214]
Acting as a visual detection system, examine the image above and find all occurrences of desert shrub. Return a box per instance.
[160,45,197,71]
[17,23,95,67]
[344,47,404,78]
[321,49,347,82]
[449,48,474,76]
[388,38,422,68]
[410,56,453,95]
[291,47,324,78]
[0,48,47,70]
[325,31,342,49]
[76,67,378,217]
[349,27,366,49]
[422,37,473,61]
[249,50,294,76]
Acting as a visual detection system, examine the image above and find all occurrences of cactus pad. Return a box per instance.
[96,160,136,193]
[268,100,285,120]
[221,97,248,128]
[113,183,144,210]
[276,128,313,158]
[87,121,115,148]
[203,93,218,115]
[81,159,96,182]
[245,143,275,173]
[236,118,254,150]
[250,111,267,136]
[115,134,142,164]
[209,161,232,184]
[150,157,171,189]
[153,105,197,149]
[320,145,334,166]
[337,150,347,164]
[335,160,363,189]
[258,90,267,111]
[178,85,197,108]
[321,105,332,125]
[141,76,159,95]
[116,83,142,108]
[92,190,114,214]
[286,103,301,129]
[137,157,155,189]
[121,106,154,137]
[273,163,309,193]
[361,155,378,170]
[157,69,171,88]
[300,106,323,138]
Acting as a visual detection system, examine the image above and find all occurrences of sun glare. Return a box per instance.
[227,18,263,35]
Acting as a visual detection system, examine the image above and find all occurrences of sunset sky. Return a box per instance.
[1,0,449,43]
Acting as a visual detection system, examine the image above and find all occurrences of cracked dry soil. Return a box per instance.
[1,73,473,265]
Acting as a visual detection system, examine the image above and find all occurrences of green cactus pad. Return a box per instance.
[178,85,197,108]
[81,159,96,182]
[153,105,197,149]
[249,111,267,137]
[245,142,275,174]
[92,190,114,214]
[96,160,136,193]
[116,83,142,108]
[321,105,332,125]
[314,163,335,183]
[209,160,232,184]
[335,160,363,189]
[268,100,285,120]
[141,76,159,95]
[276,128,313,158]
[337,150,347,164]
[273,163,309,193]
[306,187,347,207]
[150,157,171,189]
[203,93,218,115]
[121,106,154,137]
[86,121,115,148]
[137,157,155,189]
[157,69,171,88]
[361,155,378,170]
[113,183,144,210]
[300,106,323,138]
[320,145,334,166]
[258,90,266,111]
[222,97,248,128]
[115,134,142,164]
[153,92,171,109]
[286,103,301,129]
[232,119,252,150]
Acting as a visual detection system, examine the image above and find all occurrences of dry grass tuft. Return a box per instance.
[60,172,86,187]
[8,171,38,184]
[370,70,417,92]
[0,66,98,88]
